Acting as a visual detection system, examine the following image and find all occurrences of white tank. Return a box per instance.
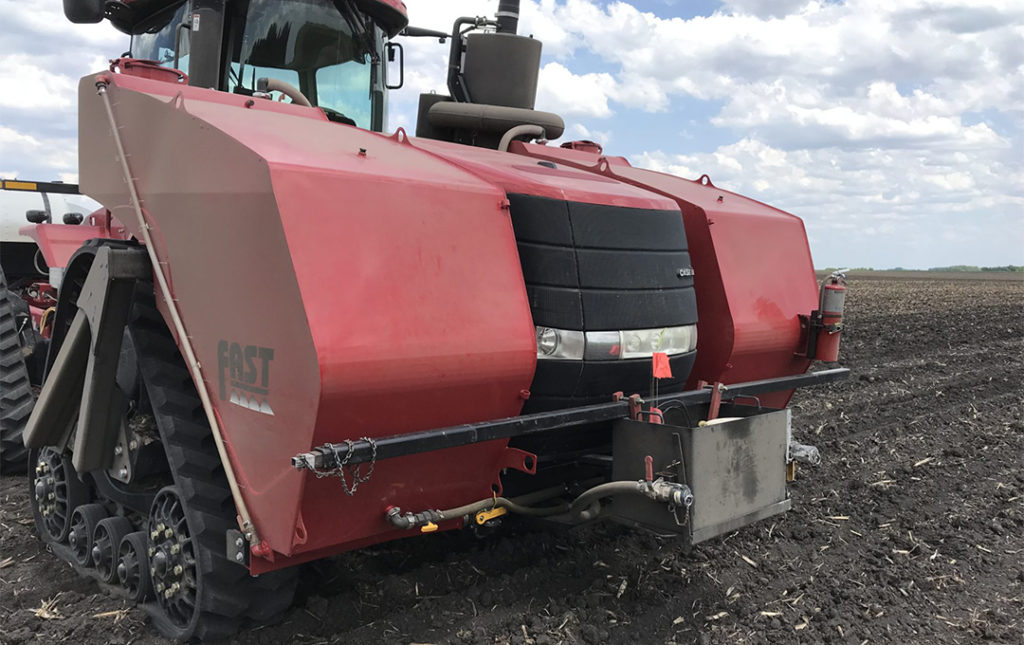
[0,188,99,243]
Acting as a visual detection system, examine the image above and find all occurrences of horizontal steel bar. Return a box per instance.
[0,179,80,194]
[292,368,849,470]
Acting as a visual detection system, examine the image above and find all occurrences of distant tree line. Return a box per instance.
[820,266,1023,273]
[925,265,1023,272]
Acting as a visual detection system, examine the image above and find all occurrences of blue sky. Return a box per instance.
[2,0,1022,269]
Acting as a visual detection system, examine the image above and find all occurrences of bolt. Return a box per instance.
[128,440,138,451]
[48,492,55,500]
[156,523,165,532]
[170,543,180,555]
[118,467,128,479]
[164,588,174,599]
[114,445,123,456]
[150,530,160,540]
[235,552,244,562]
[235,537,244,548]
[173,564,183,576]
[148,547,156,557]
[164,528,174,539]
[155,582,164,592]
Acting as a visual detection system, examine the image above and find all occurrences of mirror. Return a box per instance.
[63,0,105,24]
[385,42,403,90]
[26,210,48,224]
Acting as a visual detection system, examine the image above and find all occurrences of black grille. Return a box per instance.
[507,194,698,410]
[509,194,697,331]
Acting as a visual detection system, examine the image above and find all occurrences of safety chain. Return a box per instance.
[310,437,377,496]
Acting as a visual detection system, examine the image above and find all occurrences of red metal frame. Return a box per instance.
[19,210,127,271]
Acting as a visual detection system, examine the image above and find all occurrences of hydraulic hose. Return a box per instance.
[569,481,647,520]
[387,484,571,529]
[440,495,569,520]
[387,477,693,529]
[570,479,694,521]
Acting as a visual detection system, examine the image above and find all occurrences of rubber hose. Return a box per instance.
[568,481,644,519]
[264,78,312,107]
[439,484,571,520]
[499,124,545,152]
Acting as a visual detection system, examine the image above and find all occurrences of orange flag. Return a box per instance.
[652,352,672,379]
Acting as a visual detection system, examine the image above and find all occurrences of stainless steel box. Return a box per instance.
[608,406,792,544]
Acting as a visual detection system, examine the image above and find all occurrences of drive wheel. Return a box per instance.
[0,266,34,474]
[93,516,134,583]
[118,531,153,602]
[30,447,90,543]
[69,503,109,566]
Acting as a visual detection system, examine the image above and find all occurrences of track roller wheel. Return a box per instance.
[68,503,109,567]
[92,516,134,583]
[148,487,199,633]
[118,531,153,602]
[30,447,89,543]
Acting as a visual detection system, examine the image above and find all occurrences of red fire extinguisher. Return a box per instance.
[815,271,846,362]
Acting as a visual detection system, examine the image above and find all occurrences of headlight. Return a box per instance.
[535,325,697,360]
[620,326,696,359]
[535,327,585,359]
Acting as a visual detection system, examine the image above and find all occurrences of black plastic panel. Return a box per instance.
[516,242,577,287]
[582,288,698,330]
[576,249,692,290]
[525,285,583,330]
[568,201,687,250]
[507,194,572,245]
[575,350,695,396]
[528,359,583,397]
[524,352,697,413]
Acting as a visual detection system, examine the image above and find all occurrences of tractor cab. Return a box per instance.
[65,0,406,131]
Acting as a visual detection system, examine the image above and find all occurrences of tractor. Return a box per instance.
[0,179,111,472]
[12,0,848,639]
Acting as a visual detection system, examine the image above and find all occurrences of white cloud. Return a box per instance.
[633,137,1024,267]
[1,0,1020,267]
[0,55,77,110]
[536,62,617,118]
[0,0,125,180]
[569,122,611,146]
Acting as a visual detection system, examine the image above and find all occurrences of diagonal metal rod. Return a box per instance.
[96,80,258,544]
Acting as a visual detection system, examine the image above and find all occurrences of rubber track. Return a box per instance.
[127,288,297,640]
[0,268,33,474]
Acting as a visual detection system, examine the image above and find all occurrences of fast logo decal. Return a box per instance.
[217,341,275,416]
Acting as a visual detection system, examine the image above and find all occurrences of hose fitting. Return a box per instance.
[571,478,693,521]
[386,506,442,530]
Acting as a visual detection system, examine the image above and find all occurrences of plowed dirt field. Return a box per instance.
[2,276,1022,645]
